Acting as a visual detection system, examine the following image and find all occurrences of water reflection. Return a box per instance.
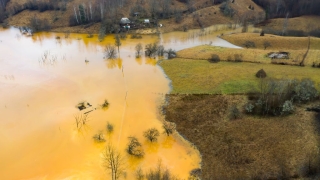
[145,57,158,66]
[105,58,123,69]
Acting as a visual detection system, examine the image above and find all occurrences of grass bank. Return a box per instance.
[159,59,320,94]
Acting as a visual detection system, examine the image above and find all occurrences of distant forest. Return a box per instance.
[0,0,9,23]
[253,0,320,18]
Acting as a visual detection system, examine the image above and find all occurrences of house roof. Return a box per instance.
[120,17,131,24]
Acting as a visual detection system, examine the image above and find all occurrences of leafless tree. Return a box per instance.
[127,136,144,158]
[162,122,176,136]
[263,41,271,50]
[93,131,106,142]
[105,44,117,59]
[135,43,143,58]
[115,34,121,53]
[74,113,89,130]
[144,128,160,142]
[135,167,144,180]
[103,144,124,180]
[73,6,79,24]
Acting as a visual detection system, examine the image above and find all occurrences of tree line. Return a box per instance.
[0,0,9,23]
[253,0,320,19]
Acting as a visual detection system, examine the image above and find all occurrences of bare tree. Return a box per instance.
[127,136,144,158]
[105,44,117,59]
[162,122,175,136]
[145,43,158,57]
[93,131,106,142]
[73,6,79,24]
[74,113,89,130]
[144,128,160,142]
[103,144,124,180]
[135,43,143,58]
[282,12,289,36]
[135,167,144,180]
[263,41,271,50]
[115,34,121,53]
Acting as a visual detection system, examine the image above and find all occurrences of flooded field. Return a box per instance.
[0,26,239,179]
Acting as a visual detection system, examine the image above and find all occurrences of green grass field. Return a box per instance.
[160,58,320,94]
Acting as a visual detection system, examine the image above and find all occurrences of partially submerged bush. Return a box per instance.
[143,128,160,142]
[104,44,117,59]
[166,49,177,59]
[93,131,106,142]
[106,122,114,133]
[162,122,176,136]
[135,43,143,58]
[127,136,144,158]
[101,99,109,109]
[145,43,158,57]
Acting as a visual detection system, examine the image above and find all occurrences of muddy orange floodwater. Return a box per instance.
[0,26,239,180]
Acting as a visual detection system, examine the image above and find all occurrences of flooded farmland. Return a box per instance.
[0,26,239,180]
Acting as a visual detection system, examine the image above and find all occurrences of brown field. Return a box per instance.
[258,16,320,32]
[221,33,320,50]
[164,94,320,179]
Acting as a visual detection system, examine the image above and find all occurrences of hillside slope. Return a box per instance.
[3,0,264,33]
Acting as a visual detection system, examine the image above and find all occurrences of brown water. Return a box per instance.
[0,26,239,180]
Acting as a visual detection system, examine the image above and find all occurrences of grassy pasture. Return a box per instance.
[160,58,320,94]
[177,45,309,65]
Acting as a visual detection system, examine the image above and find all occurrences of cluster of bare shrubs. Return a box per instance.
[226,54,243,62]
[144,43,176,59]
[243,41,256,49]
[245,78,318,116]
[127,123,175,158]
[135,161,178,180]
[7,0,67,16]
[131,33,142,39]
[38,51,58,66]
[104,44,117,59]
[312,62,320,68]
[93,121,114,143]
[29,16,51,32]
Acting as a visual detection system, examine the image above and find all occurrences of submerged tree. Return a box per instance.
[127,136,144,158]
[162,122,176,136]
[115,34,121,53]
[103,144,124,180]
[135,43,143,58]
[105,44,117,59]
[144,128,160,142]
